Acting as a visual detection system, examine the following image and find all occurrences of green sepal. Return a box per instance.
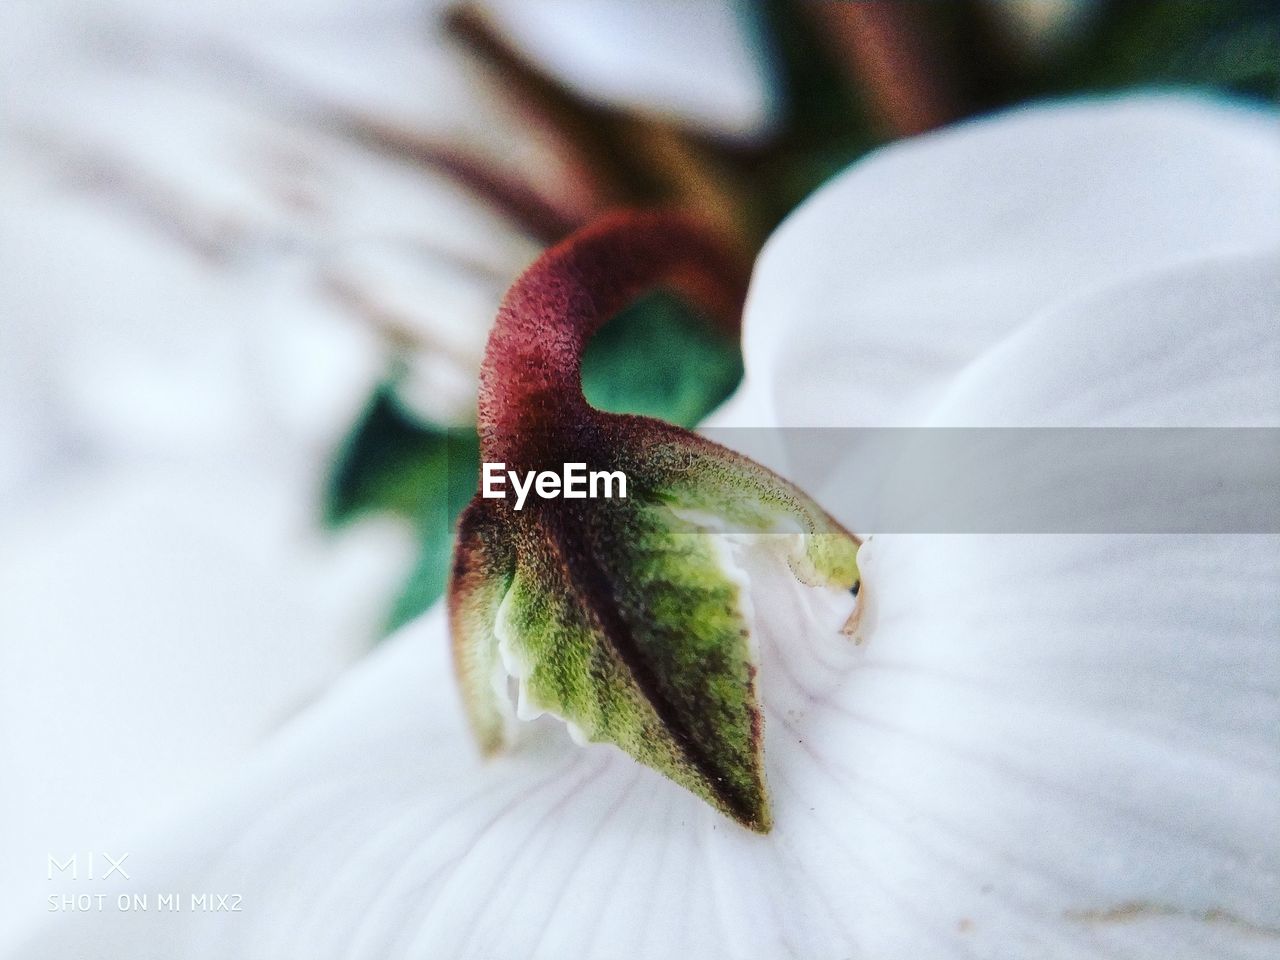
[493,497,771,832]
[631,430,861,601]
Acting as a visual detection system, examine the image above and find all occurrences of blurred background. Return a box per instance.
[1,0,1276,947]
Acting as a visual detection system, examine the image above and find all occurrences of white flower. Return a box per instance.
[11,94,1280,959]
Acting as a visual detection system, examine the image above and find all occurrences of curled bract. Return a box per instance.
[447,212,860,832]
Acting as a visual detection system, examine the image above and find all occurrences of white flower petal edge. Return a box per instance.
[924,251,1280,429]
[741,94,1280,430]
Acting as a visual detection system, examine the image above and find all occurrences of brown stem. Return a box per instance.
[803,0,966,136]
[477,211,748,463]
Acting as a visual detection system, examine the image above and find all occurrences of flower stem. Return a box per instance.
[477,211,748,464]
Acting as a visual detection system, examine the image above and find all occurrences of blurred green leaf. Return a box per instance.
[325,383,475,528]
[581,290,742,427]
[325,384,478,631]
[385,519,459,633]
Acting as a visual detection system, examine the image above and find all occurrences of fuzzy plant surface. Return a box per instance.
[447,212,861,832]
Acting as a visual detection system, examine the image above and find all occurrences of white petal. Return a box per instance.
[8,555,846,959]
[831,530,1280,957]
[0,459,415,949]
[475,0,778,141]
[925,251,1280,428]
[17,518,1278,958]
[743,95,1280,428]
[804,251,1280,534]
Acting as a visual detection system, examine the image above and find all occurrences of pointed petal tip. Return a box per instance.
[744,805,773,835]
[731,786,772,834]
[706,757,772,834]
